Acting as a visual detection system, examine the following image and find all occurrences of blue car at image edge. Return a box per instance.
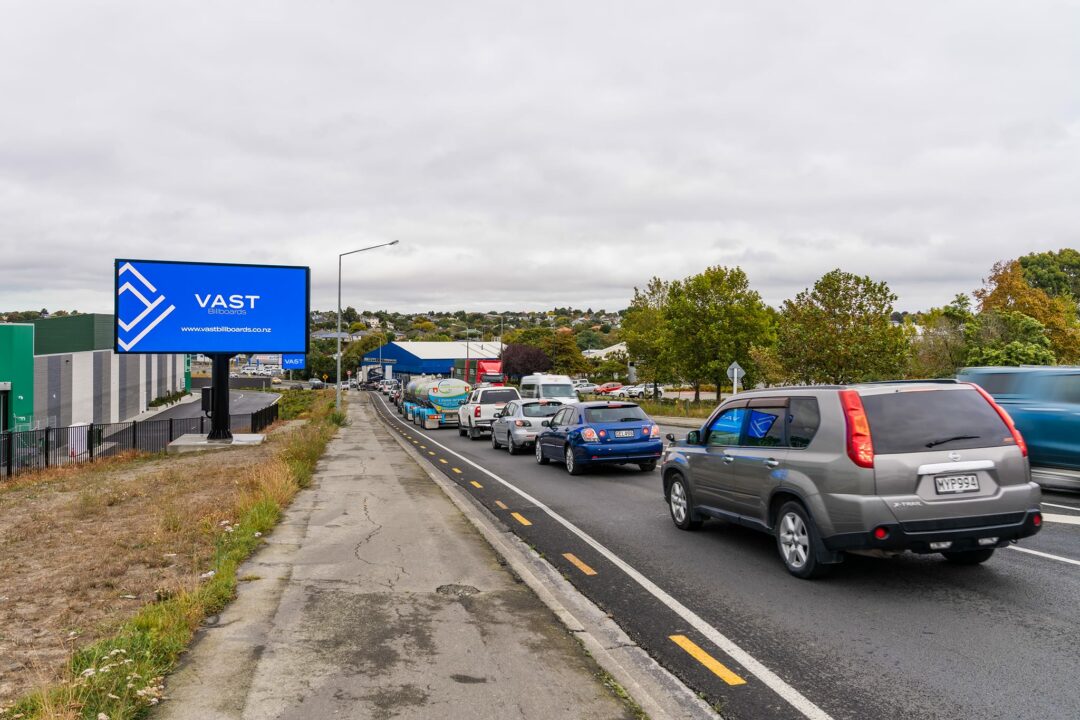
[534,401,664,475]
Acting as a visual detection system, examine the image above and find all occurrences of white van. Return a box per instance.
[519,374,578,403]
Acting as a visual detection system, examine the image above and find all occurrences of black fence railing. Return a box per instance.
[1,403,279,480]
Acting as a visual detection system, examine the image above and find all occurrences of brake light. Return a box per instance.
[839,389,874,468]
[1033,512,1042,527]
[967,383,1027,457]
[649,425,660,437]
[582,427,599,442]
[873,526,889,540]
[474,405,481,418]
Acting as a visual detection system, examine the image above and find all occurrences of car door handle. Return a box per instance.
[763,458,780,468]
[722,454,735,464]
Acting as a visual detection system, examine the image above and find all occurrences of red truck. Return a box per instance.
[453,358,505,386]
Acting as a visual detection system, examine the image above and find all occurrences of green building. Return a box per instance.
[0,314,184,431]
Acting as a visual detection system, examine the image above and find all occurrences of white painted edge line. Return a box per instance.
[1041,502,1080,512]
[1042,513,1080,526]
[373,394,832,720]
[1007,545,1080,567]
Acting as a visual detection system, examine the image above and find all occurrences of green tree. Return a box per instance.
[908,294,973,378]
[342,332,388,368]
[574,327,605,351]
[1019,248,1080,301]
[504,326,556,348]
[622,278,677,386]
[964,310,1056,366]
[549,329,589,375]
[778,269,909,384]
[665,266,773,400]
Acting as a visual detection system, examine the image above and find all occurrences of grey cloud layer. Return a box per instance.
[2,1,1077,313]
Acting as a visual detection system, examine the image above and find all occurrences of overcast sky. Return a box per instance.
[2,1,1077,315]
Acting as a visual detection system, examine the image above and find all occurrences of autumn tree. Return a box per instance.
[549,328,589,375]
[975,259,1080,362]
[778,269,909,384]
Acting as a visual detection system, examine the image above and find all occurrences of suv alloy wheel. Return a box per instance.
[775,501,829,579]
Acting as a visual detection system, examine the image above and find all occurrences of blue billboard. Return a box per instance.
[114,259,309,354]
[282,353,306,370]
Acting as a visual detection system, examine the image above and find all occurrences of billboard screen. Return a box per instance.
[282,353,306,370]
[114,259,309,354]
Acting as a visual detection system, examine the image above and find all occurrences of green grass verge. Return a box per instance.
[5,400,339,719]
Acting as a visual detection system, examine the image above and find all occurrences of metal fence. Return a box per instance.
[1,404,278,479]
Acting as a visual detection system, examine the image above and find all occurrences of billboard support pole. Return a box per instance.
[208,353,233,441]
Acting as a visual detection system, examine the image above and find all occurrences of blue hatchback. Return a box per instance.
[534,401,664,475]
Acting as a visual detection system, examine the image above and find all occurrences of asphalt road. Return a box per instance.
[368,392,1080,720]
[151,391,279,420]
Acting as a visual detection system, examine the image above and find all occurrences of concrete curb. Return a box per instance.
[371,397,718,720]
[652,415,703,429]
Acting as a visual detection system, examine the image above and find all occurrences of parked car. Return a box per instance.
[490,399,565,454]
[309,378,325,389]
[458,385,523,440]
[959,366,1080,489]
[660,382,1042,578]
[594,382,623,395]
[574,381,599,394]
[535,401,664,475]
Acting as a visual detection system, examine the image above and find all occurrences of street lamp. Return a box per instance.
[338,240,399,410]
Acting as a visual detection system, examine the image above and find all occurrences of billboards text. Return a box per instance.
[282,353,306,370]
[115,259,309,354]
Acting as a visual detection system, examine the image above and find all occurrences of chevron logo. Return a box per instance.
[117,262,176,351]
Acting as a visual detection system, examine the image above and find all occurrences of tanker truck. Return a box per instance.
[401,376,472,429]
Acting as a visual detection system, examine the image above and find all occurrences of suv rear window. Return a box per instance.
[861,389,1014,455]
[584,405,648,423]
[523,402,562,417]
[479,389,519,404]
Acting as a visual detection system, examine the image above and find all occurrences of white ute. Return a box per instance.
[458,385,522,440]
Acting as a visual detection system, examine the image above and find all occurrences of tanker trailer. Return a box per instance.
[413,378,471,429]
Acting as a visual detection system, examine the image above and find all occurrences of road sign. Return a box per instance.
[322,374,328,380]
[282,353,306,370]
[727,361,744,381]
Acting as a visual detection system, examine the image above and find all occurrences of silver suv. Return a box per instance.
[661,382,1043,578]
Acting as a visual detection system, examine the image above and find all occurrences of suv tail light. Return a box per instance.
[474,405,482,418]
[967,383,1028,457]
[839,389,875,468]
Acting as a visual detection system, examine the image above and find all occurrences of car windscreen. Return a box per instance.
[522,402,562,417]
[584,405,648,423]
[481,373,503,383]
[479,389,519,404]
[540,384,575,398]
[861,389,1014,454]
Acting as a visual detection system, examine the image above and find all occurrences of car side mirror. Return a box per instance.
[541,420,550,427]
[665,433,675,442]
[687,430,701,445]
[493,412,502,418]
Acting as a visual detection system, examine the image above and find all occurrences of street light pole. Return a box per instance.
[338,240,399,410]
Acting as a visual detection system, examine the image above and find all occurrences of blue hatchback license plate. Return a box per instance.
[614,429,635,438]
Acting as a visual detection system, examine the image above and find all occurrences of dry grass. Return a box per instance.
[0,392,338,717]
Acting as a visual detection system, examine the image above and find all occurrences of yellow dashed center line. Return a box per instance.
[469,481,483,489]
[439,459,448,464]
[419,445,426,449]
[510,512,532,526]
[412,440,419,444]
[494,500,509,510]
[428,451,436,456]
[562,553,597,576]
[669,635,746,686]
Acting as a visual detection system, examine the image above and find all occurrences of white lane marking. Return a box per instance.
[1008,545,1080,567]
[373,395,832,720]
[1042,513,1080,526]
[1042,502,1080,512]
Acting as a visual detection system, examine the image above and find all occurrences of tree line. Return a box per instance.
[621,249,1080,400]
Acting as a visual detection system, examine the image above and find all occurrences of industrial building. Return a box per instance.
[360,341,502,382]
[0,314,185,431]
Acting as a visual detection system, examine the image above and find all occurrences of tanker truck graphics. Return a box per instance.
[400,376,471,429]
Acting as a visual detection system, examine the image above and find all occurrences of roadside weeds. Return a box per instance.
[0,391,337,720]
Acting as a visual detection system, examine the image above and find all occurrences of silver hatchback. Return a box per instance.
[661,382,1043,578]
[491,399,565,454]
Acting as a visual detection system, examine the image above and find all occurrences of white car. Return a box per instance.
[458,386,522,440]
